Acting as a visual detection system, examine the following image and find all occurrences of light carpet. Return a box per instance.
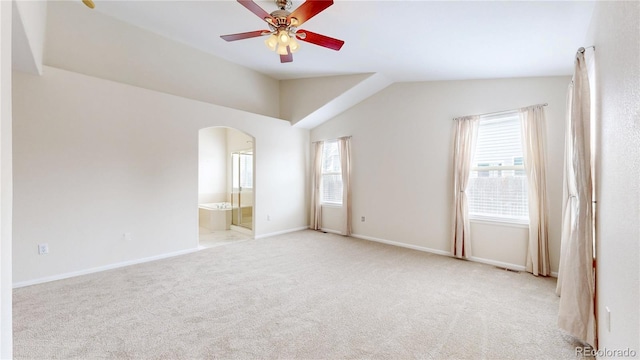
[13,230,584,359]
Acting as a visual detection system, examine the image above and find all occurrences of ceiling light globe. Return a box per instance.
[276,44,289,56]
[289,38,300,53]
[264,34,278,51]
[278,31,290,45]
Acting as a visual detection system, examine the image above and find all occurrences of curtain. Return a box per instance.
[451,116,479,259]
[556,87,574,297]
[556,49,596,347]
[310,142,324,230]
[338,137,352,236]
[519,105,551,276]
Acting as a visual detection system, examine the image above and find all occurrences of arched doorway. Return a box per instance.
[197,126,255,248]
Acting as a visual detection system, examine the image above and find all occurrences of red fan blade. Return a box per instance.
[288,0,333,27]
[280,47,293,63]
[221,30,269,42]
[237,0,271,21]
[296,30,344,51]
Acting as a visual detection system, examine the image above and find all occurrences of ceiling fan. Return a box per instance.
[221,0,345,63]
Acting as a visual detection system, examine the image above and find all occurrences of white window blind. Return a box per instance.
[467,113,529,224]
[321,140,343,205]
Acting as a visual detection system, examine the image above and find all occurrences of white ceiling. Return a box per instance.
[90,0,595,81]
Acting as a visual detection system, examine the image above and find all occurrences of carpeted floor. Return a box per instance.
[13,230,585,359]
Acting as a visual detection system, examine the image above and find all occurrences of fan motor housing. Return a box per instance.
[270,9,291,26]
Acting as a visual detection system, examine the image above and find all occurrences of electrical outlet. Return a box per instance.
[361,216,366,222]
[123,232,132,241]
[38,243,49,255]
[267,215,271,221]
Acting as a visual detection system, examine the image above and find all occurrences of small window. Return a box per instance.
[231,152,253,189]
[467,113,529,224]
[321,140,343,205]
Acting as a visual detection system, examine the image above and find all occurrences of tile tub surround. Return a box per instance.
[198,203,232,231]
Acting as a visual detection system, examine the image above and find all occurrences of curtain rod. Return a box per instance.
[454,103,548,121]
[312,135,352,143]
[579,45,596,53]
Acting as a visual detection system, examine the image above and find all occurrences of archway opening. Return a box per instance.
[198,126,255,248]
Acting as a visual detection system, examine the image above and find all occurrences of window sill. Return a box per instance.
[321,203,343,209]
[470,218,529,229]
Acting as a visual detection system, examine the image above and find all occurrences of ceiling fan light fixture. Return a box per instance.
[221,0,344,63]
[276,44,290,55]
[264,34,278,51]
[289,38,300,53]
[277,30,290,45]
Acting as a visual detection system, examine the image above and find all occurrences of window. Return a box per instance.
[467,113,528,224]
[321,140,343,205]
[231,152,253,189]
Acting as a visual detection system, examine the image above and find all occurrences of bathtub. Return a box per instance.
[198,203,232,231]
[199,202,231,210]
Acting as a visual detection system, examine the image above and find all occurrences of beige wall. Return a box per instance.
[0,1,12,357]
[226,129,254,208]
[226,128,254,154]
[198,127,255,207]
[280,74,371,123]
[586,1,640,351]
[312,76,570,272]
[12,66,309,285]
[198,127,227,204]
[44,1,280,118]
[12,0,46,75]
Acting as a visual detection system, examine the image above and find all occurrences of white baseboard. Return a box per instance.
[254,226,309,240]
[351,233,452,257]
[351,233,538,275]
[468,257,559,277]
[320,228,344,235]
[13,247,199,289]
[468,256,526,273]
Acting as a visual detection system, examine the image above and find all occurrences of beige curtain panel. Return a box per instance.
[309,142,323,230]
[339,137,352,236]
[556,49,596,347]
[451,116,479,259]
[519,105,551,276]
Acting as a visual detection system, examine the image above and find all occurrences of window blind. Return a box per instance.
[321,140,343,204]
[467,113,529,223]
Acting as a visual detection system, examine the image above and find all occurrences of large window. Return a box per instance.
[321,140,343,205]
[467,113,528,224]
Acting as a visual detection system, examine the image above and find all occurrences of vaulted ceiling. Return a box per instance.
[91,0,596,81]
[11,1,596,128]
